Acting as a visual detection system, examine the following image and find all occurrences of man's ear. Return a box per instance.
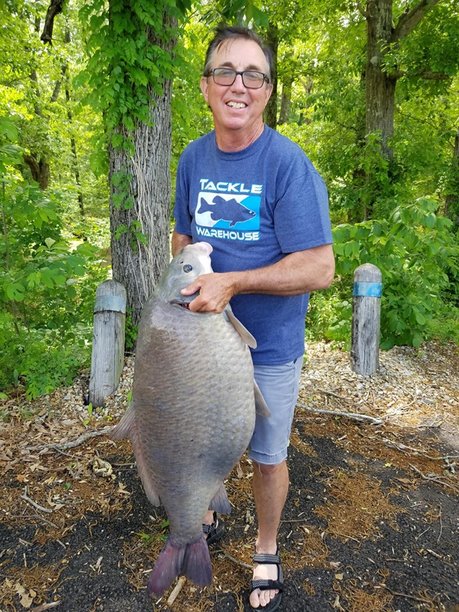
[200,77,209,104]
[265,82,273,104]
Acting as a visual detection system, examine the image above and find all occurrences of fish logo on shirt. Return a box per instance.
[198,195,256,227]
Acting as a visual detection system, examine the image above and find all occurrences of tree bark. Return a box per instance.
[109,84,171,324]
[264,23,278,130]
[365,0,396,156]
[445,128,459,227]
[24,154,50,190]
[278,79,292,125]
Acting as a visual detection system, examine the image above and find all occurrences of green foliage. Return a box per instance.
[273,0,458,225]
[0,324,90,400]
[0,115,108,398]
[306,283,352,347]
[314,198,458,348]
[78,0,191,145]
[124,311,138,353]
[0,0,457,409]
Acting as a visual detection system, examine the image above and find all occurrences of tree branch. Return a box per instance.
[297,402,383,424]
[392,0,441,42]
[40,0,66,45]
[389,68,451,80]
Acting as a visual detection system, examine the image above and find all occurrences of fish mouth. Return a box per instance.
[170,299,191,310]
[170,291,200,309]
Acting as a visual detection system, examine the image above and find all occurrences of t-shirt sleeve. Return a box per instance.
[173,155,193,236]
[273,164,333,253]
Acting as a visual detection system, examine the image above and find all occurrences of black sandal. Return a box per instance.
[202,511,225,545]
[249,550,284,612]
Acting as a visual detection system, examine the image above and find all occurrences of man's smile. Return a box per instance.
[226,101,247,109]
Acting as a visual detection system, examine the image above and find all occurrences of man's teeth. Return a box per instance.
[227,101,246,108]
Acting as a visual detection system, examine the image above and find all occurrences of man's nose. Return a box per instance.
[232,73,246,89]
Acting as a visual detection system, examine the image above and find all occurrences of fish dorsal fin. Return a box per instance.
[209,483,232,514]
[224,307,257,349]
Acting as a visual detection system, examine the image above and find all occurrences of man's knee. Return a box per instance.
[253,460,287,477]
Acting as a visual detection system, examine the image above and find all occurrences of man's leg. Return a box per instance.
[249,459,289,608]
[248,357,303,609]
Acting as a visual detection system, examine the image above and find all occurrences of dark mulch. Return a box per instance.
[1,413,458,612]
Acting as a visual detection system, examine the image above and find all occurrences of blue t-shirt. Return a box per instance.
[174,126,332,365]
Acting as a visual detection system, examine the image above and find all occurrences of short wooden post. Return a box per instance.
[89,280,126,407]
[351,264,382,375]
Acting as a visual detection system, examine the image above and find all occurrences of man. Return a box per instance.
[172,25,334,611]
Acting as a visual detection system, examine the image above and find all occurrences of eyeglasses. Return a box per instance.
[205,68,269,89]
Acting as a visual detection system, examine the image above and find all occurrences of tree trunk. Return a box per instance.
[63,71,85,217]
[365,0,396,158]
[364,0,442,159]
[264,23,278,130]
[109,84,171,325]
[278,79,292,125]
[445,127,459,228]
[63,29,85,219]
[24,154,50,190]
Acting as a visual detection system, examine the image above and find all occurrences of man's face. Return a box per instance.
[200,38,272,138]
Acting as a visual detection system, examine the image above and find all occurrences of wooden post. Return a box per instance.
[351,264,382,375]
[89,280,126,407]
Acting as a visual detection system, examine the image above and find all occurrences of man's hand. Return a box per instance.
[181,272,237,313]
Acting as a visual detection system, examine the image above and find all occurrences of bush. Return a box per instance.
[0,323,92,400]
[0,120,109,398]
[309,197,458,348]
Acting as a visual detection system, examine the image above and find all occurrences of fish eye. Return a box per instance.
[183,264,193,273]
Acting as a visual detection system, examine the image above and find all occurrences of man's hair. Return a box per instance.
[203,25,274,82]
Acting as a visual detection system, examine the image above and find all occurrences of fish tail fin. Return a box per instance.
[199,197,211,213]
[183,534,212,586]
[147,535,211,596]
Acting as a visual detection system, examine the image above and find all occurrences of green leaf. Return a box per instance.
[45,238,56,248]
[6,282,26,301]
[0,117,18,141]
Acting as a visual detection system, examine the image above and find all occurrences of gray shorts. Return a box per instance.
[249,357,303,465]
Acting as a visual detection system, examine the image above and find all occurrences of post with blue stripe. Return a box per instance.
[351,264,382,375]
[89,280,127,407]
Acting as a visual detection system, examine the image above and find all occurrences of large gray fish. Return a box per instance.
[111,241,267,596]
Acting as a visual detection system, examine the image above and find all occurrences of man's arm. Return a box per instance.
[172,230,193,256]
[172,229,335,314]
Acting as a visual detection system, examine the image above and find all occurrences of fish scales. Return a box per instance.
[111,242,258,596]
[133,299,255,539]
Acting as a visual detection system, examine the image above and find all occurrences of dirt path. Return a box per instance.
[1,342,458,611]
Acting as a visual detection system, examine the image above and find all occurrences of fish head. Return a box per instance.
[157,242,213,306]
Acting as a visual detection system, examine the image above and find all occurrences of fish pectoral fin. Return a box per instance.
[209,483,232,515]
[132,437,161,507]
[111,404,161,507]
[110,402,135,440]
[254,381,270,417]
[224,307,257,349]
[136,464,161,507]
